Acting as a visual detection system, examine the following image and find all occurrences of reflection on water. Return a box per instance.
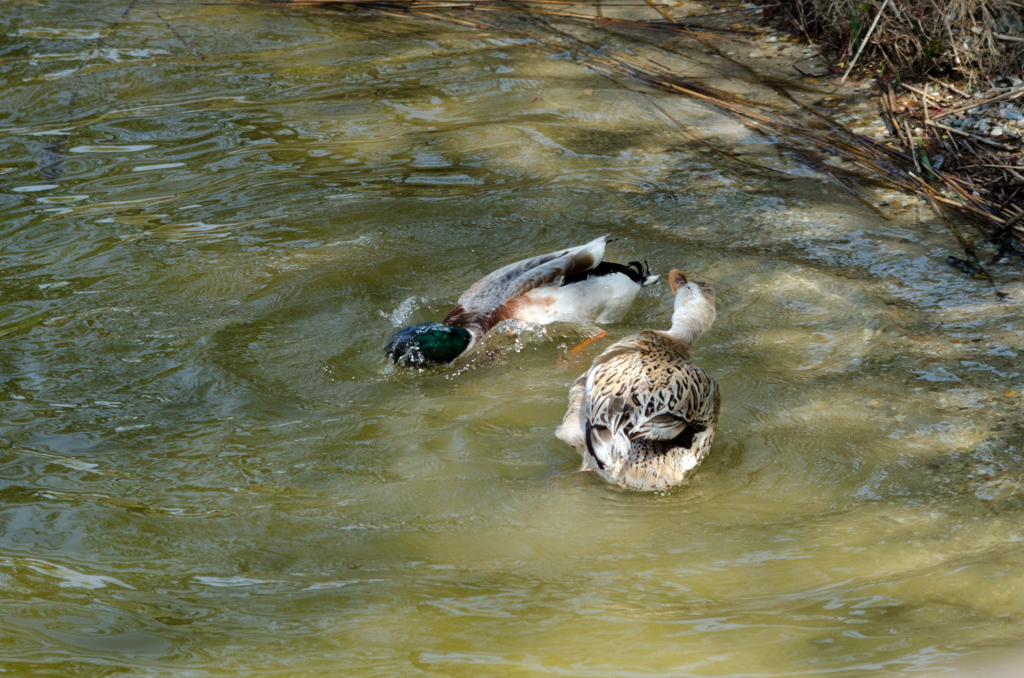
[1,1,1024,676]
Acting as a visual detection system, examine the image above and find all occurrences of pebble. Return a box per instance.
[1005,111,1023,121]
[991,126,1005,137]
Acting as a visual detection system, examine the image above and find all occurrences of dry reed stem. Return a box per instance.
[840,0,890,82]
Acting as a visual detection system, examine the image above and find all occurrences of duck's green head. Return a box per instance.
[385,322,473,367]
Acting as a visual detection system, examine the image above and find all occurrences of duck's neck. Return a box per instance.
[666,303,715,349]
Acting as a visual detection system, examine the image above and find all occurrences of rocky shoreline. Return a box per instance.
[737,7,1024,255]
[894,76,1024,160]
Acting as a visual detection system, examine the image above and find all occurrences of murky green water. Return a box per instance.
[3,2,1024,676]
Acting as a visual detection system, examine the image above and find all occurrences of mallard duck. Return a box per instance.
[556,269,720,491]
[385,236,658,367]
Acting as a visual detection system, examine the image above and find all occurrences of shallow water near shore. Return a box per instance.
[2,2,1024,676]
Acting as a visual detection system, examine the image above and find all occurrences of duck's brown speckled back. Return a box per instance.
[557,283,720,492]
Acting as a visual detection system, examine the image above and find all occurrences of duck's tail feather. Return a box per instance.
[642,260,659,287]
[627,260,659,287]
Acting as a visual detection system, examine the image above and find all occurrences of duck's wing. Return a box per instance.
[582,332,719,472]
[443,235,607,334]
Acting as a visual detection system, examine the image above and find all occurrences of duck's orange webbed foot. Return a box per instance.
[557,329,606,368]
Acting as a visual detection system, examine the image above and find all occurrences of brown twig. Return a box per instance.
[928,75,969,98]
[933,87,1024,120]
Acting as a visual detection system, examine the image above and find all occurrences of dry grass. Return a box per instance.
[880,79,1024,263]
[771,0,1024,84]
